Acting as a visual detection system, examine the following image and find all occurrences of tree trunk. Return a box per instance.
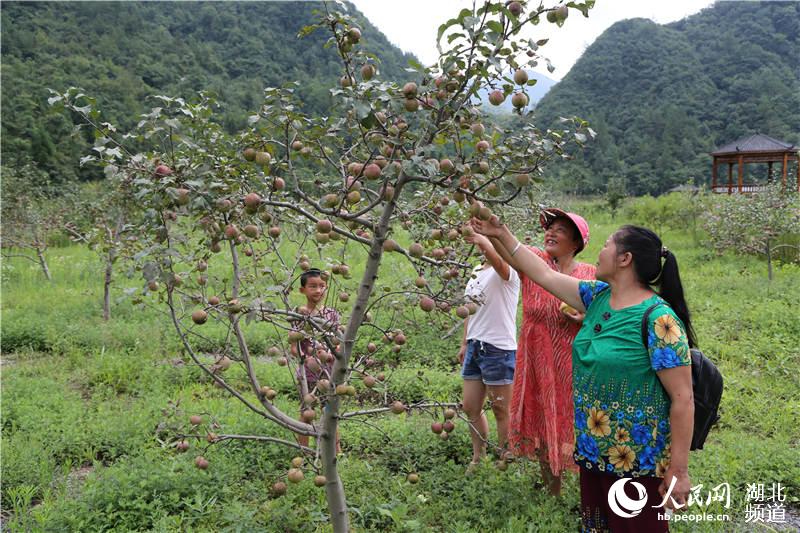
[103,254,113,321]
[323,174,408,533]
[35,244,52,281]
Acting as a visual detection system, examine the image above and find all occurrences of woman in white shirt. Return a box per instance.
[458,230,520,468]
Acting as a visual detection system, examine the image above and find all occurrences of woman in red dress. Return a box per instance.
[506,208,595,495]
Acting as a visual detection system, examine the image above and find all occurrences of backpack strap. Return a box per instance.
[641,302,665,348]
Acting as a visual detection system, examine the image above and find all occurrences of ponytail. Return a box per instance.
[614,226,698,348]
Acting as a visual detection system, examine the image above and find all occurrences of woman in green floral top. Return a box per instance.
[474,221,695,533]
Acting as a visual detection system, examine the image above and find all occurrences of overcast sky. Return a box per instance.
[350,0,716,81]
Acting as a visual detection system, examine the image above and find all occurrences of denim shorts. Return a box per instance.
[461,339,516,385]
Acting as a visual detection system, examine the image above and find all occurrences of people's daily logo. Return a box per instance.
[608,478,649,518]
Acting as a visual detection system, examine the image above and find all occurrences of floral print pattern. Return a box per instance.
[572,281,691,477]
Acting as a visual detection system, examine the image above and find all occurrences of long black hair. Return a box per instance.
[614,225,698,348]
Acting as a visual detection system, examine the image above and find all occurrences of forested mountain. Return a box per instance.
[1,2,416,183]
[533,1,800,195]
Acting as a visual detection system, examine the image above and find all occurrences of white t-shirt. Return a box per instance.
[464,264,520,350]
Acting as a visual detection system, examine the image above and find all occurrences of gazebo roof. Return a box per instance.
[711,133,796,156]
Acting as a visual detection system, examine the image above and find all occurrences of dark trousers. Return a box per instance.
[579,467,669,533]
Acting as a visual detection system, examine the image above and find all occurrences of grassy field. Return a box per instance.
[2,198,799,531]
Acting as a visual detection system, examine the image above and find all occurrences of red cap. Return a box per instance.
[539,207,590,254]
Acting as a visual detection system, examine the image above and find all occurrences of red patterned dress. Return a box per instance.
[509,247,596,475]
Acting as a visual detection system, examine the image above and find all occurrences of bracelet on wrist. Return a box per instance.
[510,241,522,257]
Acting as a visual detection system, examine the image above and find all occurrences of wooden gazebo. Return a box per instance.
[711,133,799,193]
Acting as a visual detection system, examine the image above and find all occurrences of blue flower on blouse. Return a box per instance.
[575,395,583,405]
[635,410,644,421]
[655,434,666,452]
[658,420,668,431]
[606,463,615,473]
[616,412,625,421]
[639,446,658,471]
[575,408,588,430]
[652,346,683,371]
[647,330,658,349]
[578,434,600,462]
[578,281,609,310]
[632,424,651,445]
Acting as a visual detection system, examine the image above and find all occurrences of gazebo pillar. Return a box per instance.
[782,152,789,188]
[738,154,744,193]
[768,161,773,183]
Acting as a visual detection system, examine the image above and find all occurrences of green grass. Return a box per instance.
[2,199,799,531]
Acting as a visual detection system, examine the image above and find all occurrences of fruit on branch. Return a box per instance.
[216,356,232,371]
[456,305,470,319]
[461,225,475,238]
[348,27,362,43]
[361,64,375,80]
[406,473,420,484]
[448,229,460,241]
[227,299,243,314]
[415,276,427,288]
[303,393,318,407]
[439,431,450,440]
[363,163,382,180]
[471,123,485,137]
[291,456,304,468]
[340,76,353,88]
[440,158,454,174]
[301,409,317,422]
[194,456,209,470]
[444,407,457,420]
[486,183,500,197]
[419,297,435,312]
[338,292,349,302]
[273,177,286,191]
[488,90,505,106]
[243,225,260,238]
[317,379,331,393]
[367,342,377,353]
[314,475,327,487]
[155,164,172,177]
[272,481,287,496]
[431,421,443,434]
[511,92,529,109]
[316,219,333,234]
[390,401,406,414]
[276,356,288,367]
[244,192,261,210]
[346,190,361,204]
[402,82,418,98]
[363,375,377,388]
[268,226,281,238]
[476,140,490,153]
[243,148,256,161]
[556,5,569,21]
[408,243,425,258]
[288,468,304,483]
[190,415,203,426]
[478,206,493,221]
[514,173,530,186]
[393,332,406,345]
[465,302,479,315]
[315,232,330,244]
[443,420,455,433]
[322,193,340,208]
[255,151,271,166]
[206,432,218,443]
[224,224,239,240]
[176,440,190,452]
[513,69,529,85]
[477,160,490,174]
[382,239,398,252]
[507,1,523,17]
[147,280,159,291]
[404,98,419,112]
